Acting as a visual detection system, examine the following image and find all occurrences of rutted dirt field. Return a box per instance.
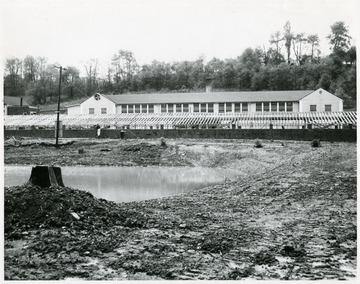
[3,138,357,280]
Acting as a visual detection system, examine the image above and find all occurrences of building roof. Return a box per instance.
[4,96,29,106]
[39,98,84,112]
[102,90,315,105]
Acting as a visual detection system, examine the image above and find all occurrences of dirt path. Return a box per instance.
[4,138,357,280]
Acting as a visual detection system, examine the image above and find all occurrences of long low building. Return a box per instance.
[66,88,343,115]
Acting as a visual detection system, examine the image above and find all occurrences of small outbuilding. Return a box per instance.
[3,96,38,115]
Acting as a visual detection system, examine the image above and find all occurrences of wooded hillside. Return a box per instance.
[3,21,356,109]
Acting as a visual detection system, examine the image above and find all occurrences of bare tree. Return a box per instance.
[293,33,306,65]
[84,59,99,96]
[283,21,293,64]
[111,49,138,83]
[269,31,284,65]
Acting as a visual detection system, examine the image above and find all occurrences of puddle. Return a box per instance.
[5,165,238,203]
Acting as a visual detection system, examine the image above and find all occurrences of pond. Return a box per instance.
[4,166,238,203]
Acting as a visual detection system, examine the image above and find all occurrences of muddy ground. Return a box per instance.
[3,137,357,280]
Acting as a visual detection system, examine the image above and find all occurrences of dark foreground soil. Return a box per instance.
[3,138,357,280]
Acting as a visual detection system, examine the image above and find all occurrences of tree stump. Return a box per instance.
[29,166,65,187]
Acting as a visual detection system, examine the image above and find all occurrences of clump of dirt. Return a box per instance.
[279,245,306,258]
[122,142,165,152]
[254,250,279,265]
[5,183,148,239]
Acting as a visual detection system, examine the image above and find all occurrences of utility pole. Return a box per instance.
[54,66,66,148]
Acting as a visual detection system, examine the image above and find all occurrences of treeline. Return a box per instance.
[3,21,356,108]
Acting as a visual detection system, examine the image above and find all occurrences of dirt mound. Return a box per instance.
[5,183,147,239]
[122,143,164,152]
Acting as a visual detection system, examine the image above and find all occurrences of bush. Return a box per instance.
[311,139,321,147]
[159,137,166,147]
[254,139,263,148]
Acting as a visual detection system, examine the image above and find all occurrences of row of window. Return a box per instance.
[255,102,293,112]
[161,103,215,113]
[89,108,107,114]
[120,104,155,113]
[219,103,248,113]
[311,105,332,112]
[89,103,332,114]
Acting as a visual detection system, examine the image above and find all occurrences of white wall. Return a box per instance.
[293,102,299,112]
[80,94,116,114]
[116,105,122,113]
[249,103,256,113]
[67,105,80,114]
[299,88,343,112]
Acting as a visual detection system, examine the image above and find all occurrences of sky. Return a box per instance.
[0,0,359,76]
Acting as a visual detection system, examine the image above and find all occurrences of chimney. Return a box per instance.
[205,77,213,93]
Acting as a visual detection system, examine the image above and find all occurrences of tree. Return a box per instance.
[239,48,262,69]
[205,58,225,89]
[111,50,138,81]
[23,55,37,83]
[317,73,332,90]
[269,31,284,65]
[84,59,99,95]
[268,63,293,90]
[283,21,293,64]
[345,46,356,65]
[327,21,352,59]
[63,66,81,100]
[292,33,307,65]
[4,57,25,97]
[307,34,320,63]
[266,48,285,66]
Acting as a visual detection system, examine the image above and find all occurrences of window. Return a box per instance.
[135,105,141,113]
[168,104,173,113]
[201,103,207,112]
[325,104,332,112]
[176,104,182,113]
[89,108,95,114]
[226,103,232,113]
[271,102,277,112]
[121,105,127,113]
[208,103,214,113]
[101,108,107,114]
[286,102,293,112]
[193,104,199,112]
[219,103,225,113]
[161,104,167,113]
[242,103,248,112]
[235,103,241,112]
[263,103,269,112]
[148,104,154,113]
[256,103,262,112]
[279,102,285,112]
[141,104,147,113]
[310,105,317,112]
[183,104,189,112]
[128,105,134,113]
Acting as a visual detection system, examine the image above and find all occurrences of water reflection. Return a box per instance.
[4,166,237,203]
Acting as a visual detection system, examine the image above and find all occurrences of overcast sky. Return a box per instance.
[1,0,359,76]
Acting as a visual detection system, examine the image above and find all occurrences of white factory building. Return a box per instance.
[67,88,343,115]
